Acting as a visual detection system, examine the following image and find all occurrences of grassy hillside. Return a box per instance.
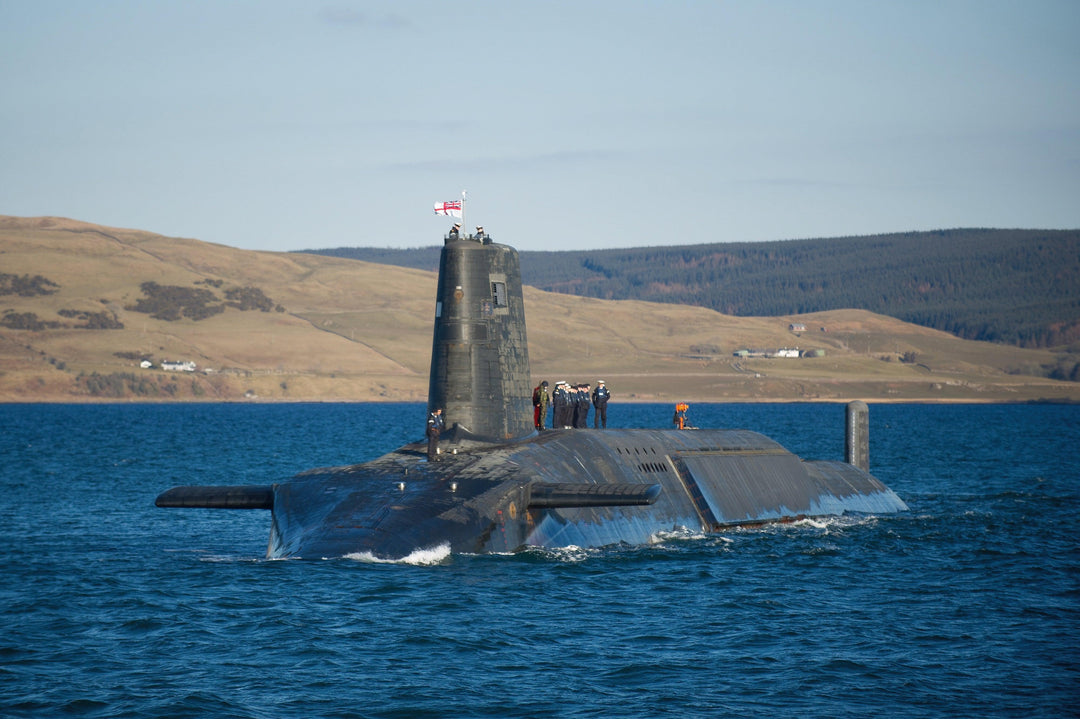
[2,215,1078,403]
[307,228,1080,349]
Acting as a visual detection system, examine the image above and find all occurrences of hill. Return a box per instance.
[305,228,1080,349]
[1,215,1078,404]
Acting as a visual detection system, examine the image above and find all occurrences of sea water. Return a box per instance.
[1,402,1077,718]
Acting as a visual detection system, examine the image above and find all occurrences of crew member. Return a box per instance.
[475,225,486,241]
[570,380,578,425]
[673,403,689,430]
[532,380,550,430]
[592,380,610,429]
[577,384,591,428]
[552,381,569,428]
[426,408,444,461]
[448,223,461,240]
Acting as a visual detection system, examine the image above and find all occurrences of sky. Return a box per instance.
[2,1,1078,253]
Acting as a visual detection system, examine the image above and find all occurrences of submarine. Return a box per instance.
[156,231,907,559]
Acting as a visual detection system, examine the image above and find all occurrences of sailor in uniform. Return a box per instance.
[426,408,444,461]
[577,384,591,428]
[552,381,569,428]
[592,380,610,429]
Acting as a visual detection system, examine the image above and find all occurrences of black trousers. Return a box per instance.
[594,403,607,428]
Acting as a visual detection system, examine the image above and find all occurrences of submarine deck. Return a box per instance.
[266,427,906,558]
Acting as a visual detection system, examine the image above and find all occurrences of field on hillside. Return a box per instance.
[2,216,1077,403]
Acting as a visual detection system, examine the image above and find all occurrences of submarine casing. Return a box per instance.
[156,231,908,559]
[261,427,906,559]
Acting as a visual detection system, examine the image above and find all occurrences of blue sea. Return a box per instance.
[2,402,1077,718]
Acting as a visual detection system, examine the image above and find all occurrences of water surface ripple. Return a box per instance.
[1,403,1076,717]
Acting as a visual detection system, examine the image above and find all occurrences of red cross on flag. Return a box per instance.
[433,200,463,218]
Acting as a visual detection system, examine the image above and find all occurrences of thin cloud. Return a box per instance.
[746,177,858,188]
[384,149,626,173]
[319,6,409,30]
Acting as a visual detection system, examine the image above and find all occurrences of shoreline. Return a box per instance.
[2,395,1076,406]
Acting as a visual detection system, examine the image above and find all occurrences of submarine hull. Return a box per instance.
[259,427,907,560]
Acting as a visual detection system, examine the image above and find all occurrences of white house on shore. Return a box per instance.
[161,360,197,372]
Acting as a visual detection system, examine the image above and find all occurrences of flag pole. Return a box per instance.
[461,189,467,236]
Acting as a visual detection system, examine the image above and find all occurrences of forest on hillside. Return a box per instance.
[300,229,1080,349]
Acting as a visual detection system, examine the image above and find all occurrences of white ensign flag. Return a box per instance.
[433,200,463,218]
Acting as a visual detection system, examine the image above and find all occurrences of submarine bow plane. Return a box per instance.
[156,231,907,559]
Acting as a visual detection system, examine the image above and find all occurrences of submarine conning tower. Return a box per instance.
[427,233,533,442]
